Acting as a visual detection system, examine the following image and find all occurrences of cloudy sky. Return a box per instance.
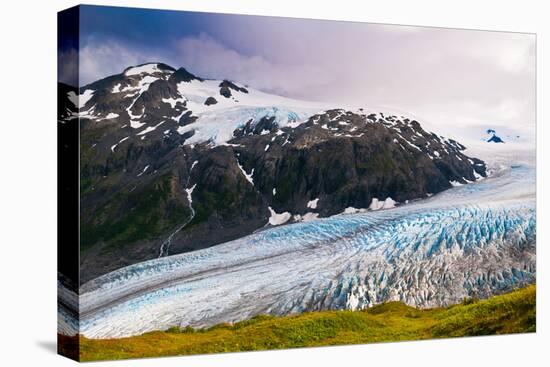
[59,5,536,141]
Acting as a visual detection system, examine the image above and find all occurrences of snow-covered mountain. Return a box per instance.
[68,62,326,144]
[61,62,488,282]
[57,62,535,339]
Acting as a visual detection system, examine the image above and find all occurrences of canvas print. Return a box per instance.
[57,5,536,362]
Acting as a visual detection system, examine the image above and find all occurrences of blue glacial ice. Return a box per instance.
[64,164,535,338]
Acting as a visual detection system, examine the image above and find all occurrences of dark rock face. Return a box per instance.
[486,129,505,143]
[62,63,487,283]
[226,109,486,217]
[219,85,231,98]
[219,80,249,98]
[233,116,278,137]
[204,96,218,105]
[178,111,197,126]
[168,66,200,83]
[488,135,504,143]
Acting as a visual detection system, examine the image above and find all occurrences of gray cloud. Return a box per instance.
[175,33,330,97]
[77,22,535,141]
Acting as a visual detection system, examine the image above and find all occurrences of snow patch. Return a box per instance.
[68,89,94,109]
[343,207,368,214]
[293,212,319,222]
[307,198,319,209]
[104,113,119,119]
[125,63,169,76]
[130,119,145,129]
[185,184,197,205]
[137,165,150,177]
[369,197,397,211]
[137,121,165,136]
[237,161,254,185]
[268,207,292,226]
[110,136,129,152]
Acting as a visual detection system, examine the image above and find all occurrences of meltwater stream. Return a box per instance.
[61,164,536,339]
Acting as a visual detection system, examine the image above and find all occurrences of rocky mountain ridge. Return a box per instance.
[59,62,487,283]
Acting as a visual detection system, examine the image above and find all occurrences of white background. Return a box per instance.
[0,0,547,365]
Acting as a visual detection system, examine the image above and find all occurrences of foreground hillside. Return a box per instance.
[67,285,535,361]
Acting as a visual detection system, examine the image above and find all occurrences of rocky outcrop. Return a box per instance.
[226,109,485,217]
[204,96,217,105]
[219,80,249,98]
[486,129,505,143]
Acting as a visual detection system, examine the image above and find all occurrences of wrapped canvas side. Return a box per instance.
[57,5,80,362]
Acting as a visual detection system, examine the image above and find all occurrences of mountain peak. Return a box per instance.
[169,67,202,83]
[123,62,175,77]
[486,129,505,143]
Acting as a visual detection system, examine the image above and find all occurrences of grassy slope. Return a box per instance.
[76,285,535,361]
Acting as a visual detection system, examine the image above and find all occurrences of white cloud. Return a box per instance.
[58,48,78,86]
[78,40,165,85]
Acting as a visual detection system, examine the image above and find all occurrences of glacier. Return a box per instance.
[58,159,536,339]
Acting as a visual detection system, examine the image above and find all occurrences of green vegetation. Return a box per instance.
[80,174,190,252]
[189,174,256,227]
[73,285,535,361]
